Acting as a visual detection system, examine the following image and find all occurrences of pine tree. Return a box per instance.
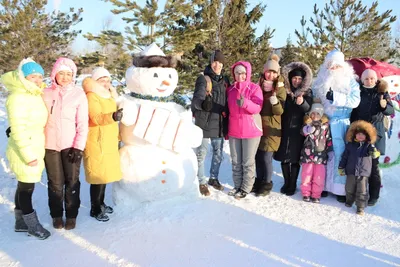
[280,36,299,68]
[0,0,83,73]
[294,0,397,72]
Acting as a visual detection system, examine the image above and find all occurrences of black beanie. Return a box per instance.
[210,50,225,64]
[289,68,306,80]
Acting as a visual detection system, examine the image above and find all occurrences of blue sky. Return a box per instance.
[47,0,400,53]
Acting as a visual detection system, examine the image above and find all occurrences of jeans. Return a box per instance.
[196,137,224,185]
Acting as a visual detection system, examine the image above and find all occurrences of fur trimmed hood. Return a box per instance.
[133,55,178,68]
[82,77,118,99]
[282,62,313,96]
[346,120,377,144]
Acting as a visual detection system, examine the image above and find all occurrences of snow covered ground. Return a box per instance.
[0,96,399,267]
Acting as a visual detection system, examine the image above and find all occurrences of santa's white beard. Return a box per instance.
[313,63,356,99]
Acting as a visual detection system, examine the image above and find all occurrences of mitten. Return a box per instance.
[6,127,10,138]
[236,95,244,107]
[326,88,334,101]
[303,125,316,135]
[369,148,381,159]
[269,94,278,105]
[338,168,346,176]
[201,96,213,111]
[68,148,83,164]
[112,108,124,122]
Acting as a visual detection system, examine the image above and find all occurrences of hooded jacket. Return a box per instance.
[274,62,313,163]
[227,61,263,139]
[1,59,48,183]
[339,120,379,177]
[42,58,89,152]
[82,78,122,184]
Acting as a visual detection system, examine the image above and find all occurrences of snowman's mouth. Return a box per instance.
[157,88,167,92]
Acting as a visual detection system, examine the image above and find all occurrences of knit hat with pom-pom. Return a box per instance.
[263,54,280,74]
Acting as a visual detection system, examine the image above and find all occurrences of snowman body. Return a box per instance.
[113,44,202,205]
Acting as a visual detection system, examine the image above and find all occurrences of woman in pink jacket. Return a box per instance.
[42,58,89,230]
[227,61,263,199]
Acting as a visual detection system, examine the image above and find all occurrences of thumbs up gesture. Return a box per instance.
[296,92,304,105]
[380,95,387,109]
[112,108,124,121]
[269,91,278,105]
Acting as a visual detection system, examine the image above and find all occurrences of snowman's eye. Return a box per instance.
[169,74,172,78]
[154,73,158,78]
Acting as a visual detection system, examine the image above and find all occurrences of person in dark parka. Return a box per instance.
[191,50,230,196]
[274,62,313,196]
[350,69,394,206]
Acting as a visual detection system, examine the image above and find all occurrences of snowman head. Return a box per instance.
[381,75,400,98]
[126,43,179,97]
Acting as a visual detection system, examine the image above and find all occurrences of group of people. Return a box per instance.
[192,49,393,216]
[2,58,123,240]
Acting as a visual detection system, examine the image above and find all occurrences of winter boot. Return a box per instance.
[280,163,291,194]
[285,164,300,196]
[234,189,247,199]
[52,217,64,229]
[345,202,353,208]
[208,178,224,191]
[311,198,320,204]
[101,204,114,214]
[303,196,311,202]
[22,210,51,240]
[65,218,77,230]
[368,199,378,206]
[199,184,210,196]
[256,181,273,197]
[14,209,28,232]
[336,195,346,203]
[91,205,110,222]
[356,207,365,216]
[228,188,239,196]
[251,178,262,193]
[321,191,328,198]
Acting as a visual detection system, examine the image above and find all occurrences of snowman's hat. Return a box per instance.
[133,43,178,68]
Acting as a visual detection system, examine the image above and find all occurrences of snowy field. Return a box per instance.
[0,95,399,267]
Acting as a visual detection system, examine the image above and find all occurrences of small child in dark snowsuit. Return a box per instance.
[338,120,380,215]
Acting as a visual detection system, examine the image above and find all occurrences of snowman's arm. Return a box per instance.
[87,93,115,125]
[119,98,139,126]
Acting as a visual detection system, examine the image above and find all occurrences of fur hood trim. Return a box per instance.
[82,77,118,99]
[282,61,313,96]
[377,79,388,93]
[303,114,329,124]
[133,55,178,68]
[346,120,377,144]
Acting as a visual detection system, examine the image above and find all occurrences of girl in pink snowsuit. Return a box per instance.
[300,103,332,203]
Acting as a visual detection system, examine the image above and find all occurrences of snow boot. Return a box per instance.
[280,163,291,194]
[311,198,320,204]
[356,207,365,216]
[285,164,300,196]
[303,196,311,202]
[199,184,210,196]
[228,188,239,196]
[101,204,114,214]
[256,181,273,197]
[22,210,51,240]
[251,178,262,193]
[336,195,346,203]
[65,218,77,230]
[321,191,328,197]
[234,189,247,199]
[208,178,224,191]
[52,217,64,229]
[14,209,28,232]
[368,198,378,206]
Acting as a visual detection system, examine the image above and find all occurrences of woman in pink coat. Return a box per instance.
[227,61,263,199]
[42,58,89,230]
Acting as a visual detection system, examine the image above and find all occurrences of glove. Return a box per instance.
[68,148,83,164]
[326,88,334,101]
[370,148,381,159]
[380,95,387,109]
[6,127,10,138]
[201,96,213,111]
[269,93,278,105]
[236,95,244,107]
[112,108,124,122]
[338,168,346,176]
[303,125,316,135]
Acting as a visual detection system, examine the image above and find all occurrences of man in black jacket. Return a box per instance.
[191,50,230,196]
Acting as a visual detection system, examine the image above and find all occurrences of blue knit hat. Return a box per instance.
[21,62,45,77]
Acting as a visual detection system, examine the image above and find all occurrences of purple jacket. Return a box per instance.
[227,61,263,139]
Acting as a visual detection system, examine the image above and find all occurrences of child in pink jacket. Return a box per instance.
[42,58,88,230]
[300,102,332,203]
[227,61,263,199]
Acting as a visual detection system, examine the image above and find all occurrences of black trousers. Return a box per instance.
[15,181,35,215]
[44,149,81,219]
[90,184,106,215]
[369,157,381,200]
[255,150,274,183]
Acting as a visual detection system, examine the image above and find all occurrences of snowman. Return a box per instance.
[348,57,400,169]
[114,43,203,206]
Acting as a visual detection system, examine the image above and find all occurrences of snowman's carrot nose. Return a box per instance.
[162,80,170,86]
